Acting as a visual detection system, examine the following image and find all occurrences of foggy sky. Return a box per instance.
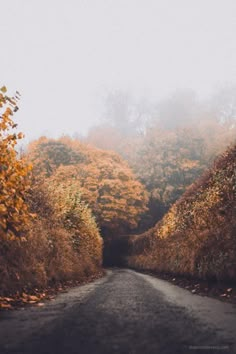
[1,0,236,141]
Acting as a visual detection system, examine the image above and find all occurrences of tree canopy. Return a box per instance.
[28,137,148,236]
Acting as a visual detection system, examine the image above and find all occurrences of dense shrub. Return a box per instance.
[0,88,32,239]
[125,144,236,281]
[0,177,103,296]
[0,88,103,296]
[28,137,148,236]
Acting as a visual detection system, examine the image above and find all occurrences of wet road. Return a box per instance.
[0,269,235,354]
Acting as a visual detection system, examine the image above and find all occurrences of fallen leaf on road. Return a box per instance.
[3,297,14,302]
[28,295,40,302]
[0,303,13,309]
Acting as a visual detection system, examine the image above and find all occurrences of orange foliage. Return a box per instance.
[0,87,32,239]
[0,87,103,296]
[77,150,148,234]
[28,137,148,236]
[46,166,102,264]
[125,144,236,281]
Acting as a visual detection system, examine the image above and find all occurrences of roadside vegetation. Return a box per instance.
[0,87,147,304]
[89,89,236,284]
[27,136,148,237]
[86,89,236,228]
[125,144,236,281]
[1,84,236,306]
[0,88,104,301]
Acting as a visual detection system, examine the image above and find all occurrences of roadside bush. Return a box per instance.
[0,87,103,296]
[0,179,103,296]
[28,137,148,236]
[125,144,236,281]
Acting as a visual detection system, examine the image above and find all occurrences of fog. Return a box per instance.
[1,0,236,141]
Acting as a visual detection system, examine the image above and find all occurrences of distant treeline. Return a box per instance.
[86,88,236,226]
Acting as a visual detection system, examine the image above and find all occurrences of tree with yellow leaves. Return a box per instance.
[44,165,102,265]
[0,86,32,238]
[76,150,148,235]
[28,138,148,237]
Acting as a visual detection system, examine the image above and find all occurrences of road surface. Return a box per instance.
[0,269,235,354]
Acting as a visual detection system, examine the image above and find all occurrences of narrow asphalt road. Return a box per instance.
[0,269,236,354]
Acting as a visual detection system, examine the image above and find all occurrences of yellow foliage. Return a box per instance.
[126,144,236,281]
[28,138,149,235]
[45,169,103,265]
[0,88,32,239]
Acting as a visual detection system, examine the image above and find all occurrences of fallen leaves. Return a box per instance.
[0,297,15,310]
[0,292,46,310]
[0,303,13,309]
[0,270,105,311]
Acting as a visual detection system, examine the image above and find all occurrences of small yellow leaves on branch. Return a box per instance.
[0,87,32,239]
[0,86,7,93]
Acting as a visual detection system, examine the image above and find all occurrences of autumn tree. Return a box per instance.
[127,127,207,224]
[75,149,148,235]
[45,166,102,266]
[27,136,86,177]
[0,87,104,297]
[125,144,236,281]
[28,138,148,236]
[0,86,32,238]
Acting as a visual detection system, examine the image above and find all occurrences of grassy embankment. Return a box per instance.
[0,93,103,299]
[125,144,236,281]
[0,182,103,297]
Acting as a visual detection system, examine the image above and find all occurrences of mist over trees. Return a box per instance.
[86,86,236,227]
[0,83,235,301]
[1,0,236,318]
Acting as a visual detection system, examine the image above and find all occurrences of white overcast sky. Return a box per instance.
[1,0,236,140]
